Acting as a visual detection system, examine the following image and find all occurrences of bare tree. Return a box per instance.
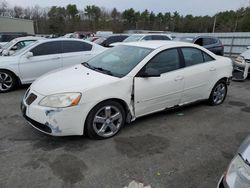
[14,6,23,18]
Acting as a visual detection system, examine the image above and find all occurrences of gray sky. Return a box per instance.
[6,0,250,16]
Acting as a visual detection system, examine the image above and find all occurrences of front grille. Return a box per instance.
[26,93,37,105]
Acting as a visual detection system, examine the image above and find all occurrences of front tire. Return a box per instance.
[85,101,125,139]
[0,70,17,93]
[208,80,227,106]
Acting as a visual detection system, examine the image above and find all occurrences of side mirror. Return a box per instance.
[11,46,18,50]
[8,50,15,56]
[26,52,33,58]
[247,46,250,50]
[138,67,161,77]
[2,50,9,56]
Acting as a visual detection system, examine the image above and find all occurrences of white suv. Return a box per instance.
[0,38,106,92]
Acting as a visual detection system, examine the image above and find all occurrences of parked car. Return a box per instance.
[21,41,233,139]
[93,34,129,47]
[0,32,29,47]
[174,36,224,56]
[0,36,43,56]
[0,38,106,92]
[233,47,250,81]
[217,135,250,188]
[110,33,172,46]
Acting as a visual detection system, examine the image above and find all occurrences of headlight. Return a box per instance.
[225,154,250,188]
[235,56,246,64]
[39,93,81,108]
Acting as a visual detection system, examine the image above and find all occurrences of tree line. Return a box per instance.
[0,0,250,34]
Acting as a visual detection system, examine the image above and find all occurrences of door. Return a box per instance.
[134,48,184,117]
[19,41,62,83]
[61,40,93,67]
[180,47,217,104]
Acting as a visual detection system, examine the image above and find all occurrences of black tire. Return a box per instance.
[208,80,227,106]
[85,100,125,139]
[0,70,17,93]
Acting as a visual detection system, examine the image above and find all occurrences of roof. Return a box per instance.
[12,36,44,42]
[120,41,197,50]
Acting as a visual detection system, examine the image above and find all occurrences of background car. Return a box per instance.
[21,41,233,139]
[233,47,250,81]
[217,135,250,188]
[0,32,29,47]
[0,38,106,92]
[110,33,172,46]
[174,36,224,55]
[0,36,44,56]
[93,34,129,47]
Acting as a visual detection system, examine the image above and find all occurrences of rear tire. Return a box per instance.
[0,70,17,93]
[208,80,227,106]
[85,100,125,139]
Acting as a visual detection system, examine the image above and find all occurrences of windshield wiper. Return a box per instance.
[94,67,114,76]
[82,62,113,76]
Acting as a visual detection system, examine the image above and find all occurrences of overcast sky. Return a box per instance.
[6,0,250,16]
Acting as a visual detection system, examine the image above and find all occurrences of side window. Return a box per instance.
[194,38,203,46]
[181,47,204,67]
[151,35,163,40]
[203,52,214,62]
[62,41,92,53]
[161,36,171,40]
[203,38,217,46]
[145,48,180,74]
[143,35,152,40]
[30,41,62,56]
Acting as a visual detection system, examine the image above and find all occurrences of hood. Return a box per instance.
[241,49,250,60]
[31,64,119,96]
[238,135,250,163]
[0,56,18,65]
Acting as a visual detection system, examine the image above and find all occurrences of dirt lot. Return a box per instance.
[0,80,250,188]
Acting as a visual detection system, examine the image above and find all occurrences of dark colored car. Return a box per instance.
[94,34,129,47]
[0,32,29,47]
[174,36,224,56]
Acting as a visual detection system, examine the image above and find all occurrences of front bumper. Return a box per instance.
[21,89,91,136]
[217,175,228,188]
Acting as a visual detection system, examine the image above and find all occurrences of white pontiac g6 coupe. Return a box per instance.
[21,41,233,139]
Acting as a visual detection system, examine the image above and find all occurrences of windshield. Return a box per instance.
[174,37,194,43]
[84,45,152,77]
[12,41,39,56]
[123,35,143,42]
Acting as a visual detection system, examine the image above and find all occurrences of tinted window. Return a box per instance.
[182,48,204,66]
[203,52,214,62]
[194,38,203,46]
[151,35,170,40]
[143,36,152,40]
[145,48,180,74]
[31,41,62,56]
[105,36,128,46]
[62,41,92,53]
[203,38,217,46]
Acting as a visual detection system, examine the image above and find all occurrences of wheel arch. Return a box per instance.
[83,98,132,135]
[0,68,21,85]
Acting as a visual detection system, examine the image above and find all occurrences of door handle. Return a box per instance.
[209,67,216,71]
[174,76,184,81]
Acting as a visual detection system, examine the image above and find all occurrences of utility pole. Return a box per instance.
[212,15,217,33]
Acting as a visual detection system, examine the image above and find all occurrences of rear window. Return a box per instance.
[62,41,92,53]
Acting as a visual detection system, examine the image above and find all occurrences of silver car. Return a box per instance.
[217,135,250,188]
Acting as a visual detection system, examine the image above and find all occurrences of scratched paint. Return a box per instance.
[45,109,62,118]
[45,122,62,133]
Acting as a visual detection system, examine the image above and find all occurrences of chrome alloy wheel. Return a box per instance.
[0,72,13,92]
[93,105,123,137]
[212,83,226,105]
